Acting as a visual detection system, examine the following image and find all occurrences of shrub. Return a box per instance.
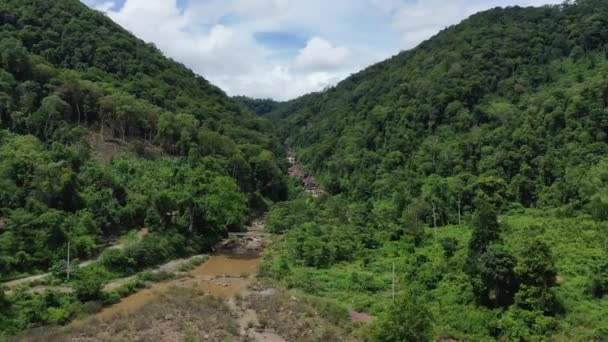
[178,255,208,272]
[137,270,174,282]
[440,237,459,259]
[73,266,109,301]
[588,259,608,298]
[306,296,350,326]
[498,307,557,340]
[45,307,70,325]
[370,291,433,342]
[104,292,121,305]
[100,248,134,272]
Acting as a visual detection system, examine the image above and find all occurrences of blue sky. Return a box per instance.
[83,0,562,100]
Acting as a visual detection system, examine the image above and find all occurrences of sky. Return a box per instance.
[82,0,562,101]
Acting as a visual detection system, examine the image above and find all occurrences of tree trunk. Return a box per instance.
[458,195,462,225]
[189,205,195,232]
[75,102,81,124]
[431,201,437,228]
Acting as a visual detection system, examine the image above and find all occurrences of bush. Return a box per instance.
[588,259,608,298]
[178,255,208,272]
[100,248,134,272]
[269,255,291,280]
[306,296,350,326]
[498,307,557,340]
[45,307,70,325]
[104,292,121,305]
[124,233,185,269]
[73,266,109,301]
[112,279,146,299]
[440,237,459,259]
[137,270,174,282]
[370,292,433,342]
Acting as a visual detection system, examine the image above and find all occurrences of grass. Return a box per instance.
[16,288,240,342]
[178,255,209,272]
[264,209,608,341]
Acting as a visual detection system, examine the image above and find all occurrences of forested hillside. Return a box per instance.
[273,0,608,214]
[234,96,280,116]
[263,0,608,340]
[3,0,608,340]
[0,0,286,332]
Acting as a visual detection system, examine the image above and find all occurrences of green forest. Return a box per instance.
[262,0,608,340]
[1,0,608,340]
[0,0,287,334]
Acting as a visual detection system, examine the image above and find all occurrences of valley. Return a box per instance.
[1,0,608,341]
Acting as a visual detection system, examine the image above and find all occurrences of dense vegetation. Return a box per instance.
[234,96,280,116]
[0,0,286,333]
[2,0,608,340]
[263,0,608,340]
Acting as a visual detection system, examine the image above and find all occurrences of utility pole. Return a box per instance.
[66,241,70,280]
[392,262,395,303]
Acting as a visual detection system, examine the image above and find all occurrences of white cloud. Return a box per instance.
[234,0,290,17]
[92,1,115,12]
[369,0,564,49]
[84,0,562,100]
[294,37,352,71]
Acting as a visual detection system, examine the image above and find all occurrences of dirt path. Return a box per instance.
[2,274,49,289]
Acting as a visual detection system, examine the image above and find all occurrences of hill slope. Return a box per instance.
[0,0,286,333]
[273,0,608,216]
[263,0,608,340]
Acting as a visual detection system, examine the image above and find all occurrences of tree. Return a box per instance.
[447,175,468,225]
[515,239,557,289]
[371,292,433,342]
[580,158,608,221]
[514,239,561,315]
[30,94,69,138]
[466,198,502,278]
[400,200,429,246]
[468,198,501,255]
[200,176,247,231]
[440,237,459,259]
[422,174,449,228]
[475,176,507,210]
[0,38,31,79]
[0,91,12,126]
[478,246,519,307]
[588,257,608,298]
[73,266,107,301]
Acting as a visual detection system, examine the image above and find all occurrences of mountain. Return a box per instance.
[3,0,608,340]
[234,96,280,116]
[272,0,608,216]
[0,0,286,333]
[263,0,608,340]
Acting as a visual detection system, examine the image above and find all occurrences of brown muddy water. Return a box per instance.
[94,250,261,321]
